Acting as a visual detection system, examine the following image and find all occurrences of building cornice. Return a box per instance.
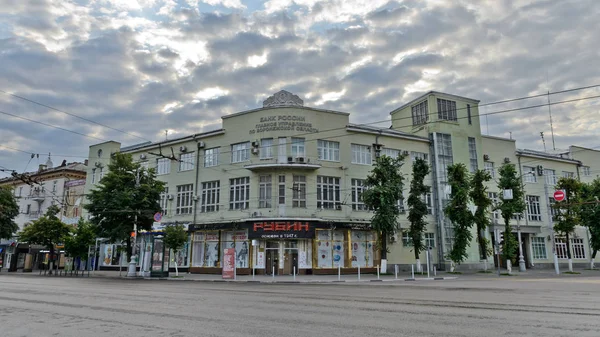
[346,124,430,143]
[516,150,582,165]
[120,129,226,153]
[221,105,350,120]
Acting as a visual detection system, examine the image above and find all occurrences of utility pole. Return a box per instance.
[127,169,141,277]
[544,180,560,274]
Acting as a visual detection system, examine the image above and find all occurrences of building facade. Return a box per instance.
[0,157,87,271]
[83,90,599,273]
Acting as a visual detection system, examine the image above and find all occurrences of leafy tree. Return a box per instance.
[581,179,600,268]
[163,223,189,277]
[407,157,430,270]
[553,177,583,272]
[444,163,474,267]
[470,169,493,260]
[64,218,97,269]
[19,205,71,274]
[0,186,19,240]
[363,155,406,267]
[497,163,525,269]
[85,153,165,261]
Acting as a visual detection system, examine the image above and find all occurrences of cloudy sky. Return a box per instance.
[1,0,599,176]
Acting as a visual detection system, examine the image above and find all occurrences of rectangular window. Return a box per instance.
[411,151,429,163]
[425,233,435,248]
[526,195,542,221]
[18,187,23,197]
[291,138,305,158]
[317,140,340,161]
[351,179,367,211]
[523,166,536,183]
[258,175,272,208]
[229,177,250,210]
[52,180,57,192]
[176,184,193,215]
[26,204,31,214]
[179,152,195,171]
[437,98,457,121]
[278,175,286,205]
[157,158,171,175]
[381,148,400,159]
[531,237,547,259]
[397,192,405,213]
[548,197,559,222]
[488,192,499,220]
[204,148,219,167]
[411,100,428,126]
[99,167,104,180]
[484,162,495,178]
[544,169,557,185]
[201,181,220,213]
[292,175,307,208]
[555,238,568,259]
[422,193,434,215]
[231,142,250,163]
[572,238,586,259]
[351,144,372,165]
[467,104,472,125]
[562,171,574,179]
[583,166,591,176]
[436,133,453,183]
[317,176,340,209]
[468,137,478,173]
[402,231,413,247]
[260,138,274,159]
[160,186,169,216]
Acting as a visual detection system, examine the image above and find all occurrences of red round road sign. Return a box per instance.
[153,212,163,222]
[554,190,565,202]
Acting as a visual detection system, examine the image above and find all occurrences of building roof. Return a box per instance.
[482,135,516,142]
[390,90,481,115]
[119,129,225,153]
[516,148,581,164]
[346,123,430,143]
[0,162,86,185]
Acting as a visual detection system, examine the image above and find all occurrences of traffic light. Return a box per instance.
[537,165,544,176]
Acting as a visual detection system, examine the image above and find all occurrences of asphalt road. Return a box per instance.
[1,275,599,337]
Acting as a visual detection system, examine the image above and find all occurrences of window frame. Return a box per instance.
[437,98,457,122]
[260,138,274,159]
[411,100,428,126]
[258,175,272,209]
[351,179,368,211]
[291,138,305,158]
[531,237,547,260]
[351,144,372,165]
[201,181,220,213]
[468,137,478,173]
[317,140,340,162]
[292,175,307,208]
[526,195,542,221]
[159,186,169,216]
[523,166,537,183]
[179,152,195,172]
[157,158,171,175]
[175,184,193,215]
[484,161,495,178]
[316,176,341,209]
[231,142,251,163]
[204,147,219,167]
[229,177,250,210]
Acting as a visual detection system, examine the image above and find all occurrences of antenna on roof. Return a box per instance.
[165,129,168,141]
[540,132,546,152]
[546,72,556,150]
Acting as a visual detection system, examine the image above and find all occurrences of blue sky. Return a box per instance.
[1,0,599,175]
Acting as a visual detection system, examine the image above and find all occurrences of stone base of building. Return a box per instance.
[528,262,592,270]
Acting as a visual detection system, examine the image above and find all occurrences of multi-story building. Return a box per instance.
[0,156,87,270]
[83,90,599,273]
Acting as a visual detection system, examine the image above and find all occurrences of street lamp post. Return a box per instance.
[516,214,526,272]
[127,169,141,277]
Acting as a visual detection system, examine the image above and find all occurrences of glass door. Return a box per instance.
[265,241,279,275]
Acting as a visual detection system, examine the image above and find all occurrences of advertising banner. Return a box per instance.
[222,248,236,279]
[248,221,315,239]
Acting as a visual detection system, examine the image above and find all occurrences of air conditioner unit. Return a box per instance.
[252,211,262,217]
[503,157,511,163]
[197,141,205,149]
[251,148,259,155]
[402,150,409,156]
[167,194,174,200]
[139,154,147,160]
[296,157,305,163]
[390,233,399,243]
[483,154,490,161]
[180,146,187,152]
[335,204,342,210]
[192,195,199,201]
[287,156,294,163]
[252,140,260,148]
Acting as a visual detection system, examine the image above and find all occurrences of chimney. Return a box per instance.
[38,164,47,172]
[84,159,89,166]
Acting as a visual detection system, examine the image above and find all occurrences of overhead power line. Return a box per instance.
[0,89,151,142]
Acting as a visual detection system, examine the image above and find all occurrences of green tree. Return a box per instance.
[363,155,405,269]
[407,157,430,270]
[444,163,474,268]
[0,186,19,240]
[19,205,71,274]
[497,163,525,270]
[470,169,493,260]
[64,218,97,269]
[581,179,600,268]
[85,153,165,261]
[553,177,583,272]
[163,223,189,277]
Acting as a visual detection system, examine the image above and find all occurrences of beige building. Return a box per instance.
[83,90,599,273]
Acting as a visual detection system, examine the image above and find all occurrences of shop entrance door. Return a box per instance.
[283,249,298,275]
[265,241,279,275]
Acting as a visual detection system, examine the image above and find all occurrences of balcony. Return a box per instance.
[30,189,46,202]
[244,156,321,171]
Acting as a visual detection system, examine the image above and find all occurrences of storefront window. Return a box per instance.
[298,240,312,269]
[169,238,190,268]
[100,243,127,266]
[152,240,164,272]
[191,231,220,267]
[351,231,375,267]
[223,230,249,268]
[316,230,332,268]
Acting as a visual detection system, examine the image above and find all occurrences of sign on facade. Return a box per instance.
[248,221,315,239]
[222,248,236,279]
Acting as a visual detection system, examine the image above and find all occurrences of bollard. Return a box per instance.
[358,265,361,281]
[252,267,255,280]
[338,265,341,281]
[411,264,414,279]
[272,266,275,280]
[434,266,437,276]
[426,250,430,278]
[294,266,296,281]
[377,265,380,280]
[395,265,398,279]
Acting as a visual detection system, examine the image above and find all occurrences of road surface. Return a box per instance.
[1,275,599,336]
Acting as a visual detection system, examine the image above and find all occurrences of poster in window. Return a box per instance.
[298,251,308,269]
[317,230,332,268]
[222,248,235,279]
[255,251,265,268]
[152,240,164,271]
[103,245,113,266]
[333,230,344,268]
[351,231,366,267]
[205,241,219,267]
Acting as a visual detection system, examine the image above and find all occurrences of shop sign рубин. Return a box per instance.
[249,221,315,239]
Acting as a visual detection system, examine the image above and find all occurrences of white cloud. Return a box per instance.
[202,0,246,9]
[315,89,347,105]
[247,52,268,67]
[195,87,230,101]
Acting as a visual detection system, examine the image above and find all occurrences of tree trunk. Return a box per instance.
[592,250,597,269]
[49,245,55,275]
[380,231,387,260]
[174,250,179,277]
[126,236,132,262]
[478,230,487,260]
[566,232,573,272]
